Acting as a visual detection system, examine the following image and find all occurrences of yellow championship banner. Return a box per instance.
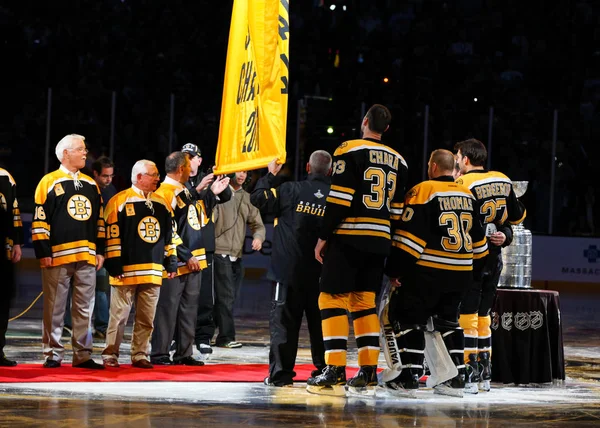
[214,0,289,175]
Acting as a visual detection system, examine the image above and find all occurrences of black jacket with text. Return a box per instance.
[251,172,330,284]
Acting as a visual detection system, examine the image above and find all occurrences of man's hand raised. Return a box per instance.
[210,176,231,195]
[268,158,283,176]
[196,173,215,193]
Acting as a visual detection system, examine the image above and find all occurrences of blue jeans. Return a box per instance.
[94,268,110,333]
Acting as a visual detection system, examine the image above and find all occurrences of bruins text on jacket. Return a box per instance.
[32,167,105,266]
[386,176,489,282]
[320,138,408,255]
[251,172,331,283]
[103,187,178,286]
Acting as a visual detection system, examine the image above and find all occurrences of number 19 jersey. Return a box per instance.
[320,138,408,255]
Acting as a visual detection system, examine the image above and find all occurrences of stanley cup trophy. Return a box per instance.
[498,181,532,288]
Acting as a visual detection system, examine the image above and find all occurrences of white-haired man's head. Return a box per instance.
[55,134,86,162]
[131,160,160,194]
[131,160,155,185]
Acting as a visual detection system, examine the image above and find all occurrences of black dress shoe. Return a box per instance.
[43,359,61,368]
[73,359,105,370]
[174,356,205,366]
[151,356,173,365]
[0,356,17,367]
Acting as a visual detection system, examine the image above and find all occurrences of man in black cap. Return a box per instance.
[181,143,232,355]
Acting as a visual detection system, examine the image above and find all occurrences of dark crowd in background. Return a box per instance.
[0,0,598,236]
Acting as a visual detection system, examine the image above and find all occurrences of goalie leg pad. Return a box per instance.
[424,317,462,388]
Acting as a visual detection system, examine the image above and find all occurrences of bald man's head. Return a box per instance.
[428,149,455,179]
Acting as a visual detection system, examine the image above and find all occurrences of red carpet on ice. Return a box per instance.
[0,364,362,383]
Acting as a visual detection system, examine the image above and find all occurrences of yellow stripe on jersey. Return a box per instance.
[165,243,177,258]
[419,252,473,267]
[391,240,421,259]
[110,275,163,286]
[509,208,527,225]
[473,249,489,259]
[105,236,121,259]
[344,216,390,226]
[330,184,356,195]
[106,250,121,258]
[52,245,97,266]
[328,185,355,207]
[334,229,390,239]
[423,248,472,259]
[333,140,406,168]
[395,230,427,247]
[416,260,473,271]
[52,240,97,253]
[326,196,351,207]
[335,217,391,238]
[406,181,474,206]
[175,248,208,276]
[472,238,489,259]
[31,221,50,241]
[172,233,183,246]
[122,263,163,272]
[389,201,404,220]
[457,170,510,188]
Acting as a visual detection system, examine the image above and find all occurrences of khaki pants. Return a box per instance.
[102,284,160,363]
[41,262,96,365]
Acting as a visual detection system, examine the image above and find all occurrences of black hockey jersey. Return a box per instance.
[33,167,105,267]
[385,176,489,282]
[457,170,526,253]
[0,168,23,260]
[185,172,232,253]
[156,178,208,276]
[104,187,178,286]
[320,138,408,255]
[251,172,330,284]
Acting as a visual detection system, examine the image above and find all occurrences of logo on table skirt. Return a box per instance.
[491,312,500,330]
[492,311,544,331]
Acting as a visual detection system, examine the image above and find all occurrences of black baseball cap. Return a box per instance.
[182,143,201,157]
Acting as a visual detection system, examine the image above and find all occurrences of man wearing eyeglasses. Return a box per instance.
[33,134,106,369]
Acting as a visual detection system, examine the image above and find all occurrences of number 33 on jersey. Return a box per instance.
[322,138,408,255]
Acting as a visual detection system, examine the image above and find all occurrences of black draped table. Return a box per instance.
[491,288,565,384]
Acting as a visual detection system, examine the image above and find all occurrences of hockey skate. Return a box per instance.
[377,368,419,398]
[478,351,492,392]
[346,365,378,397]
[306,365,347,397]
[433,369,465,398]
[464,353,481,394]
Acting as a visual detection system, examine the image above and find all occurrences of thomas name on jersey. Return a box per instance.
[438,196,473,212]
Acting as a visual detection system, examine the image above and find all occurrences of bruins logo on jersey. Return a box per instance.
[67,195,92,221]
[0,193,6,211]
[138,216,161,243]
[406,187,418,198]
[187,205,201,230]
